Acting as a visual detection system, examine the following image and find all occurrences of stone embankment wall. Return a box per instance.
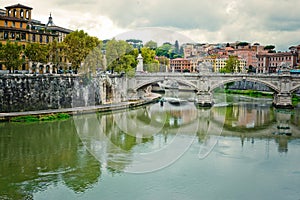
[0,74,108,112]
[227,81,271,91]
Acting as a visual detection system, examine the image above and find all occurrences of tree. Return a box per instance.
[141,47,158,64]
[24,43,48,73]
[47,40,67,72]
[144,40,157,50]
[81,41,103,75]
[220,56,240,73]
[264,45,275,50]
[174,40,180,54]
[156,43,172,58]
[63,30,101,73]
[126,39,143,49]
[237,42,249,47]
[1,41,23,73]
[264,45,276,53]
[141,47,159,72]
[105,39,135,73]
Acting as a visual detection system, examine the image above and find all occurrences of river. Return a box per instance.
[0,93,300,200]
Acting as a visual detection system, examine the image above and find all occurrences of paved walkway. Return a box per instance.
[0,94,161,121]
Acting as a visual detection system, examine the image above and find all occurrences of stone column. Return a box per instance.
[136,54,143,72]
[195,91,213,107]
[273,71,293,108]
[195,76,213,107]
[273,93,293,109]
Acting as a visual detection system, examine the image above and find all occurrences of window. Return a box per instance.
[20,9,24,18]
[4,21,7,27]
[32,34,35,42]
[20,22,23,28]
[13,9,17,17]
[4,32,8,39]
[21,33,26,40]
[46,36,49,43]
[11,32,15,39]
[40,35,43,43]
[12,22,15,27]
[26,10,29,19]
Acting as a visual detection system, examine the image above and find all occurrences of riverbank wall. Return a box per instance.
[0,74,106,112]
[0,93,161,122]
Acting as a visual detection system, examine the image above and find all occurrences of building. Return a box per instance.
[257,52,297,73]
[0,3,72,71]
[204,55,246,73]
[170,58,192,72]
[289,45,300,66]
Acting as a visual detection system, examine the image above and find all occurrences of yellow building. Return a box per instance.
[0,3,72,72]
[204,55,246,73]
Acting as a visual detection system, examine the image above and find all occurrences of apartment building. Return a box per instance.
[0,4,72,71]
[257,52,297,73]
[170,58,193,72]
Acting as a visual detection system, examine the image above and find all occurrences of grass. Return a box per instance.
[11,113,70,122]
[215,88,273,98]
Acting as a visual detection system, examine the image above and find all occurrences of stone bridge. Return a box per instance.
[126,71,300,108]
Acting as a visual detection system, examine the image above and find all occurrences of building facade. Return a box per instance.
[170,58,193,72]
[257,52,297,73]
[0,3,72,71]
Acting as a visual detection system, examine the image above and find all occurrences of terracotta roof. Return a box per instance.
[5,4,32,10]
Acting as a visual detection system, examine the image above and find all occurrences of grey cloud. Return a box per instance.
[6,0,300,50]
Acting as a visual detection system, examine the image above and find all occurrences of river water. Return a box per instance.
[1,93,300,200]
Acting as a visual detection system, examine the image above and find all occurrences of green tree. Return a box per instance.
[81,41,103,75]
[174,40,180,54]
[1,41,23,73]
[141,47,159,72]
[264,45,275,50]
[264,45,276,53]
[63,30,101,73]
[156,43,172,58]
[106,39,135,73]
[221,56,240,73]
[156,56,170,66]
[126,39,143,49]
[24,43,48,73]
[144,40,157,50]
[47,40,67,71]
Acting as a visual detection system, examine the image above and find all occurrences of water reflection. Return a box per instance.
[0,120,100,199]
[0,97,300,198]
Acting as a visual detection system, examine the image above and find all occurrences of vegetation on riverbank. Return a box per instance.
[11,113,70,122]
[214,88,273,98]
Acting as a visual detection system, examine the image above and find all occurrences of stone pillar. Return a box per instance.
[274,109,292,136]
[28,61,33,74]
[195,91,213,107]
[136,54,143,72]
[273,93,293,109]
[273,71,293,108]
[195,76,213,107]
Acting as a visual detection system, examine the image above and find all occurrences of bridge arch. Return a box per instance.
[290,85,300,93]
[134,77,198,91]
[210,77,280,93]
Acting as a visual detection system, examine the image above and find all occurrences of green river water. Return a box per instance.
[1,93,300,200]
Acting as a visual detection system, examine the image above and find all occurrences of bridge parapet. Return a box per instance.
[129,72,300,108]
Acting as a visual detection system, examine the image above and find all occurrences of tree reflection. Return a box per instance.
[0,119,101,199]
[1,101,300,198]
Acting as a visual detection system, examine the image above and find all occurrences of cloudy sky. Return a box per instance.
[3,0,300,50]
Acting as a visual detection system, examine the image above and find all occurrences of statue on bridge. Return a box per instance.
[197,62,212,74]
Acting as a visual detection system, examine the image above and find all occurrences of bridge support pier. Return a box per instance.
[195,91,213,107]
[273,93,293,109]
